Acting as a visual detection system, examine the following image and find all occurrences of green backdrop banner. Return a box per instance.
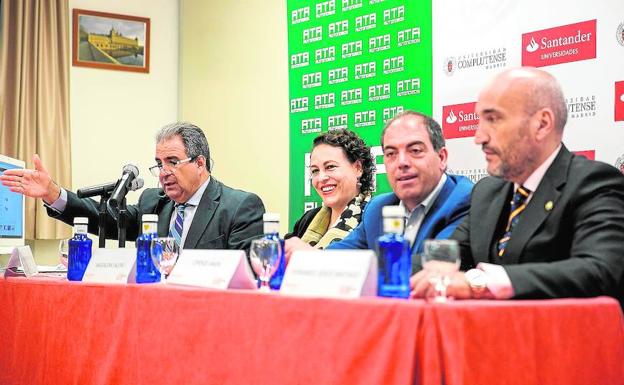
[287,0,432,228]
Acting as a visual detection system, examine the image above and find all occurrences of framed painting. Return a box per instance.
[72,9,150,73]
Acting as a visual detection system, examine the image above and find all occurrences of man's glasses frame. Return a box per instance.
[149,156,199,177]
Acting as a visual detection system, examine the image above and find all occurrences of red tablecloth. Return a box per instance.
[0,277,622,385]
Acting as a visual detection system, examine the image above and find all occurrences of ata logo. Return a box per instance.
[369,34,391,53]
[315,46,335,64]
[383,106,404,123]
[316,0,336,18]
[342,40,363,58]
[355,61,376,79]
[368,83,391,101]
[383,6,404,25]
[329,20,349,38]
[342,0,363,11]
[396,78,420,96]
[328,114,348,131]
[303,26,322,44]
[301,118,322,134]
[443,57,455,76]
[290,97,309,113]
[383,56,404,74]
[355,13,376,32]
[522,19,596,67]
[290,52,309,69]
[291,7,310,25]
[354,110,376,127]
[341,88,363,105]
[315,93,335,109]
[302,72,322,89]
[328,67,348,84]
[618,22,624,47]
[398,27,420,46]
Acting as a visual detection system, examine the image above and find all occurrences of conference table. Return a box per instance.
[1,276,622,385]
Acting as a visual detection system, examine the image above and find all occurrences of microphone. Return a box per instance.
[77,177,144,199]
[107,164,141,209]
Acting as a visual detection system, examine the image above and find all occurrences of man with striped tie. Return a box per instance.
[3,122,265,252]
[410,67,624,307]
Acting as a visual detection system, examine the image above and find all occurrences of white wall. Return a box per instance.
[179,0,290,234]
[32,0,179,263]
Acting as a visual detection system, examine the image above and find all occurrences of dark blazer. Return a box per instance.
[454,146,624,306]
[329,174,474,272]
[47,177,265,251]
[285,207,322,240]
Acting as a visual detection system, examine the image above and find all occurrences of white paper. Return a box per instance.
[82,248,136,284]
[280,250,378,299]
[4,246,39,277]
[167,249,257,290]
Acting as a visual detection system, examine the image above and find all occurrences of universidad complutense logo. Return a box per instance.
[615,81,624,122]
[442,102,479,139]
[522,19,596,67]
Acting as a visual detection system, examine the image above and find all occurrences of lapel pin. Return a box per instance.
[545,201,554,211]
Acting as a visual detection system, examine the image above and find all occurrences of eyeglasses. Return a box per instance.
[149,156,198,177]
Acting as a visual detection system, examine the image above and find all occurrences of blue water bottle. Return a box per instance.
[264,213,286,290]
[67,217,93,281]
[377,206,411,298]
[136,214,161,283]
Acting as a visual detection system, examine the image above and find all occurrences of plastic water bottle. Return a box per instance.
[263,213,286,290]
[136,214,161,283]
[67,217,93,281]
[377,206,411,298]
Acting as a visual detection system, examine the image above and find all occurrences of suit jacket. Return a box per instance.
[47,177,265,251]
[285,206,322,239]
[454,146,624,306]
[328,174,473,272]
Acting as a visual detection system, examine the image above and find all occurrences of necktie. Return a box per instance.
[497,186,531,257]
[169,204,187,248]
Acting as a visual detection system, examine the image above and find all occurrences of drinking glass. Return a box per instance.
[58,239,70,268]
[150,237,180,283]
[248,238,282,292]
[421,239,460,302]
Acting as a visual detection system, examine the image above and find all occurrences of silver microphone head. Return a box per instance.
[122,163,140,178]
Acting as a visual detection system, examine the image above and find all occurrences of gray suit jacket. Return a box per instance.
[47,177,265,251]
[454,146,624,306]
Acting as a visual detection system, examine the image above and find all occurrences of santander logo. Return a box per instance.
[526,37,539,53]
[572,150,595,161]
[522,19,596,67]
[446,110,458,124]
[442,102,479,139]
[616,81,624,122]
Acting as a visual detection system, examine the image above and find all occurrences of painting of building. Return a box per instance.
[73,9,150,73]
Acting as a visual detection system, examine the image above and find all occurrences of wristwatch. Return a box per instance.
[465,269,488,298]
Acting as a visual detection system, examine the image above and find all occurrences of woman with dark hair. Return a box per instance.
[285,129,375,252]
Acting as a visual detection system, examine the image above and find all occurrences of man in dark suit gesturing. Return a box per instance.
[0,122,265,251]
[411,67,624,306]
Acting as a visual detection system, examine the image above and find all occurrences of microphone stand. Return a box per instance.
[97,192,111,248]
[117,197,128,248]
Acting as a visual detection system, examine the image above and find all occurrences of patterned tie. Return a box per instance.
[169,204,187,248]
[497,186,531,257]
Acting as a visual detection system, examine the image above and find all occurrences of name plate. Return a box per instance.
[4,246,39,277]
[280,250,377,299]
[82,249,136,284]
[167,249,257,290]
